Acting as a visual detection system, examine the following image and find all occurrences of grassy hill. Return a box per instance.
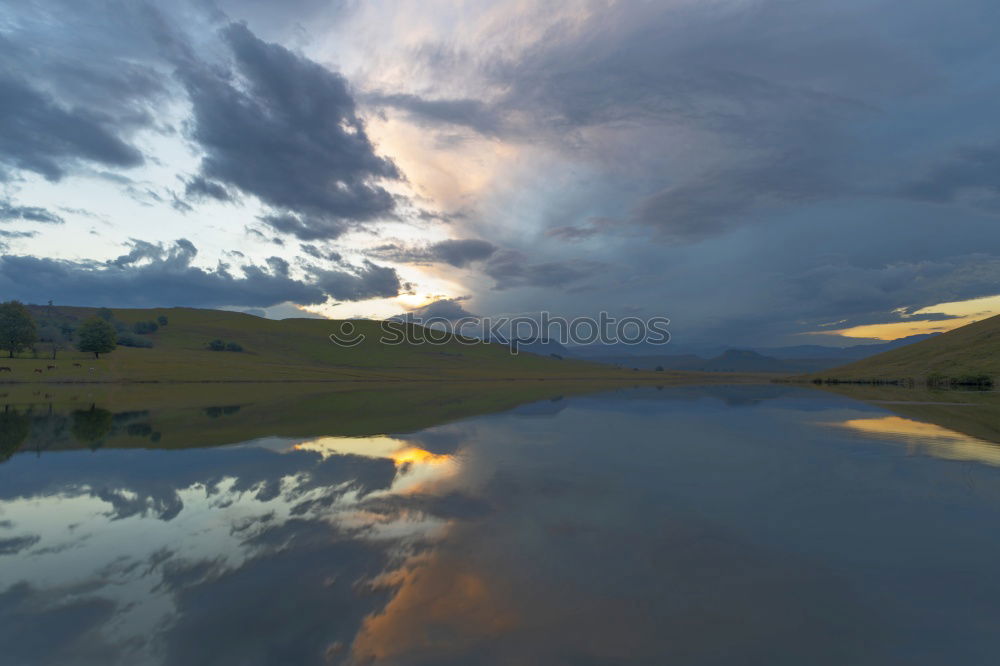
[0,306,714,384]
[809,314,1000,385]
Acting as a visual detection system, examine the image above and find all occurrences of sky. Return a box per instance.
[1,0,999,347]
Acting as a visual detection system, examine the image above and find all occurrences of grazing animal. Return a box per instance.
[0,367,11,372]
[73,363,82,367]
[34,368,43,374]
[47,365,56,371]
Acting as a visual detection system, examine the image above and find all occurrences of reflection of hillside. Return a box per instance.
[819,385,1000,446]
[1,381,636,457]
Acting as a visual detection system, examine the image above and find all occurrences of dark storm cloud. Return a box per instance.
[545,224,604,242]
[312,260,402,302]
[629,151,842,241]
[0,201,65,225]
[0,73,144,182]
[897,143,1000,211]
[258,213,349,241]
[372,238,497,267]
[386,0,992,244]
[0,240,327,308]
[396,297,477,323]
[0,1,174,183]
[0,230,37,240]
[484,250,598,290]
[176,22,400,234]
[430,239,498,266]
[184,175,234,202]
[0,534,41,555]
[787,254,1000,326]
[299,244,342,262]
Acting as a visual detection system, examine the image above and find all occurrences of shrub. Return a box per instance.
[126,423,153,437]
[951,374,993,388]
[133,320,159,335]
[208,340,244,352]
[157,315,168,326]
[117,333,154,348]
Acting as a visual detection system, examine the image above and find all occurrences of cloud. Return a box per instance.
[0,239,328,308]
[545,224,603,242]
[176,22,401,236]
[397,297,477,323]
[0,535,41,555]
[312,260,402,301]
[0,583,121,665]
[299,244,342,262]
[257,213,349,241]
[896,143,1000,212]
[183,176,234,202]
[0,73,145,182]
[366,92,503,135]
[484,250,598,290]
[0,7,166,183]
[628,151,841,241]
[371,238,497,267]
[0,201,65,225]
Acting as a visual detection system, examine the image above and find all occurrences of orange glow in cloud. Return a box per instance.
[364,115,521,211]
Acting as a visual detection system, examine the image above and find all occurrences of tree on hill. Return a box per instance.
[0,300,38,358]
[38,323,71,359]
[78,317,117,358]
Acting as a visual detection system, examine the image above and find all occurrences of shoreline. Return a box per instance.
[0,373,778,386]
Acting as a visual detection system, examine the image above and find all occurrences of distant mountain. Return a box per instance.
[812,316,1000,384]
[570,333,938,368]
[589,350,837,374]
[756,334,938,360]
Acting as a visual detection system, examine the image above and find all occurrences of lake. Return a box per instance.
[3,383,1000,665]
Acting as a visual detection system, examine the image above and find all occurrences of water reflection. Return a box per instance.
[3,385,1000,664]
[833,415,1000,466]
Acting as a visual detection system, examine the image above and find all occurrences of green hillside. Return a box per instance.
[811,314,1000,385]
[0,306,701,384]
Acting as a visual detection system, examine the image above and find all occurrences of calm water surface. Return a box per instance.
[3,384,1000,665]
